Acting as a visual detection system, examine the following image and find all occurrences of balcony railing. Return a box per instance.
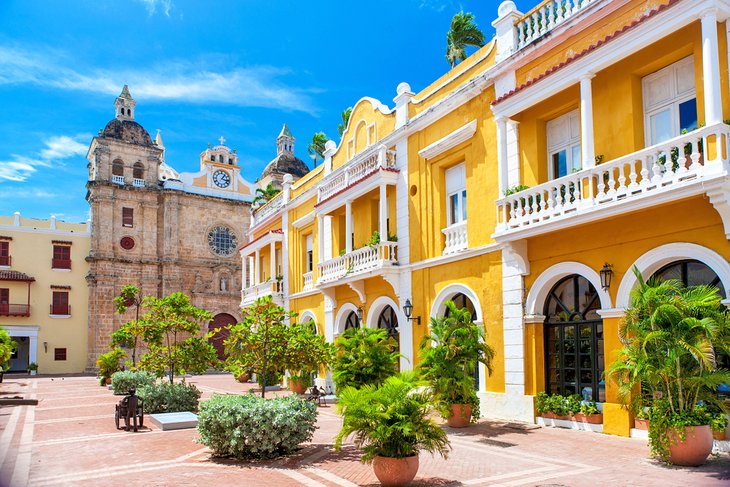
[240,280,284,307]
[317,145,397,203]
[252,192,284,225]
[52,259,72,270]
[133,178,145,187]
[317,241,398,284]
[515,0,597,50]
[0,255,10,266]
[111,175,125,185]
[50,304,70,315]
[442,221,468,255]
[303,271,313,291]
[0,304,30,317]
[495,123,730,236]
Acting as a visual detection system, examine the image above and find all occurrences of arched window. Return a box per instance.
[544,275,604,402]
[112,159,124,176]
[132,162,144,179]
[653,259,725,296]
[443,292,479,387]
[344,311,359,331]
[377,305,399,371]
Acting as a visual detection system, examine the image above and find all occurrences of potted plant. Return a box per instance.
[419,301,495,427]
[27,362,38,376]
[710,412,728,441]
[332,327,399,391]
[606,267,730,466]
[573,400,603,424]
[284,320,334,394]
[334,372,450,487]
[96,347,126,386]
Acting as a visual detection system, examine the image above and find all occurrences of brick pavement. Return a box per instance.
[1,374,728,486]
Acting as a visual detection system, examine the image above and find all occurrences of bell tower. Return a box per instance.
[114,85,136,121]
[276,123,295,155]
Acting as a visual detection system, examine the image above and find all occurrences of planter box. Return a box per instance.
[571,413,603,424]
[540,412,570,421]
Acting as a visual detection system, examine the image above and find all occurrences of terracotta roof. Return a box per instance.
[491,0,678,106]
[0,270,35,282]
[239,229,284,251]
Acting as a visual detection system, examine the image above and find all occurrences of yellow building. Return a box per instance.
[242,0,730,437]
[0,212,90,374]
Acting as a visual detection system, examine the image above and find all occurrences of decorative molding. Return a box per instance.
[523,314,545,324]
[596,308,626,319]
[429,283,484,324]
[347,281,366,304]
[418,120,477,160]
[525,261,612,315]
[707,187,730,238]
[292,211,315,229]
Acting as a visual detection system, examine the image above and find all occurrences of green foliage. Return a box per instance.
[648,400,718,461]
[338,107,353,137]
[27,362,38,372]
[112,284,145,367]
[253,183,281,206]
[0,327,16,370]
[419,301,495,422]
[580,401,601,416]
[138,381,202,413]
[111,370,156,395]
[709,412,728,432]
[96,347,126,379]
[446,11,485,67]
[197,394,317,459]
[332,326,399,391]
[503,184,530,197]
[535,392,599,416]
[307,132,328,165]
[284,320,335,380]
[334,372,450,463]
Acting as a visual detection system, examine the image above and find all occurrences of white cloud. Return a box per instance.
[0,46,318,114]
[0,157,39,182]
[137,0,173,17]
[0,134,89,183]
[40,135,88,160]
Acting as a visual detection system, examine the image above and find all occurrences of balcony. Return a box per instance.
[317,241,398,285]
[133,178,145,188]
[52,259,72,270]
[0,304,30,317]
[240,280,284,308]
[252,192,284,225]
[50,304,70,316]
[515,0,598,51]
[0,255,9,266]
[317,145,397,204]
[303,271,313,291]
[494,123,730,240]
[111,175,125,185]
[442,221,468,255]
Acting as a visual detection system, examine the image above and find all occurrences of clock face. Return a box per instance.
[213,170,231,188]
[208,226,238,257]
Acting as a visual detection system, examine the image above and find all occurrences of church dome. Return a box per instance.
[102,119,154,147]
[261,153,309,179]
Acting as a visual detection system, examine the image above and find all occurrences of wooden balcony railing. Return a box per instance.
[0,304,30,317]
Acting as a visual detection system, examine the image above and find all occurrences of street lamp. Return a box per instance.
[402,299,421,325]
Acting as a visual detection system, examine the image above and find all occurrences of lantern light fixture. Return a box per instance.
[600,263,614,290]
[402,299,421,325]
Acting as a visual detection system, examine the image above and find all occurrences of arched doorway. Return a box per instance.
[543,275,605,402]
[208,313,236,360]
[443,292,479,388]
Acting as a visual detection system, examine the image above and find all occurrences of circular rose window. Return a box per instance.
[120,236,135,250]
[207,226,238,256]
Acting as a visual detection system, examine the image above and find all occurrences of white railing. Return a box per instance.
[317,241,398,284]
[442,221,468,254]
[515,0,597,50]
[317,145,397,202]
[252,192,284,224]
[240,280,283,306]
[496,123,730,235]
[133,178,145,187]
[111,175,125,185]
[303,271,313,291]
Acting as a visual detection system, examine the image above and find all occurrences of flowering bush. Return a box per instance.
[111,370,155,395]
[197,394,316,459]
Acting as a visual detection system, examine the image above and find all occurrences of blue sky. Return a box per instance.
[0,0,520,222]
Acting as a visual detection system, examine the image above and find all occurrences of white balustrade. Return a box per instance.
[495,123,730,235]
[317,241,398,284]
[515,0,596,50]
[303,271,313,291]
[111,175,125,185]
[252,192,284,224]
[133,178,145,187]
[442,221,468,254]
[317,145,397,202]
[240,280,284,306]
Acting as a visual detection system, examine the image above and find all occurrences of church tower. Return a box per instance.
[258,123,310,191]
[276,123,295,155]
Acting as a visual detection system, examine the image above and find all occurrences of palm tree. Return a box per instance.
[307,132,328,166]
[252,183,280,206]
[338,107,353,137]
[446,11,486,68]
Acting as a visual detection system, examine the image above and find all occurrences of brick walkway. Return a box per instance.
[1,374,728,486]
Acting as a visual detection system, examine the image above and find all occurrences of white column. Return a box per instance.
[379,184,388,242]
[269,241,276,280]
[580,73,596,168]
[28,335,38,366]
[241,253,248,289]
[345,201,353,253]
[254,249,260,285]
[701,10,723,125]
[495,116,509,194]
[317,215,324,266]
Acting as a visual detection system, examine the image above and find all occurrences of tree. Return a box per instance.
[446,11,485,68]
[338,107,353,137]
[0,327,16,371]
[225,295,295,398]
[112,284,146,367]
[253,183,281,206]
[332,327,399,391]
[284,320,335,384]
[137,292,217,384]
[307,132,328,166]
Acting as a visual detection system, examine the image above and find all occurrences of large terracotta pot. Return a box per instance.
[372,455,419,487]
[289,378,307,395]
[667,425,713,466]
[446,404,472,428]
[236,372,251,383]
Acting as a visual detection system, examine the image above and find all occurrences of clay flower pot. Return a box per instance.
[105,377,112,385]
[667,425,713,466]
[288,378,307,395]
[572,413,603,424]
[372,455,419,487]
[634,418,650,430]
[446,404,472,428]
[541,412,556,419]
[236,373,251,383]
[712,429,726,441]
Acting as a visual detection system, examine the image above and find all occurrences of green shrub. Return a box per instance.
[111,370,155,395]
[197,394,317,459]
[257,369,283,388]
[535,392,549,414]
[96,347,126,379]
[138,381,201,413]
[332,327,399,391]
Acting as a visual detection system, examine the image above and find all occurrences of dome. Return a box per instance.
[102,119,154,147]
[261,153,309,179]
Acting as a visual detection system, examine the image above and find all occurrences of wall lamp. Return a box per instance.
[356,306,364,324]
[402,299,421,325]
[43,341,48,353]
[600,263,614,290]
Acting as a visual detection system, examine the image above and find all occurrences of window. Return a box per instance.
[643,56,697,146]
[52,245,71,270]
[207,226,238,257]
[445,163,467,226]
[546,109,581,179]
[344,311,359,331]
[305,235,313,273]
[51,291,69,315]
[132,162,144,179]
[54,348,67,361]
[0,241,9,266]
[122,207,133,227]
[0,288,8,314]
[112,159,124,176]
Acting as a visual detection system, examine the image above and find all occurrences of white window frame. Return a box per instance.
[642,56,696,146]
[546,109,581,180]
[305,234,313,273]
[444,163,467,227]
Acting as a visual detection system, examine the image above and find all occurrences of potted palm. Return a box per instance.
[334,372,450,487]
[332,327,399,391]
[27,362,38,376]
[419,301,495,427]
[284,320,334,394]
[607,267,730,466]
[96,347,126,386]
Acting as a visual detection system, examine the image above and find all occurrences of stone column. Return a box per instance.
[701,9,723,126]
[254,249,260,285]
[345,201,353,253]
[496,116,509,194]
[580,73,596,168]
[379,184,388,242]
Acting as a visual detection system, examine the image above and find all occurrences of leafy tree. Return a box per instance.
[112,284,146,367]
[225,295,295,397]
[137,292,217,384]
[446,11,485,68]
[284,320,335,384]
[338,107,353,137]
[253,183,281,206]
[307,132,328,166]
[0,327,16,371]
[332,327,399,391]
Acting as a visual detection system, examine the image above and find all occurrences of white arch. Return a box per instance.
[615,242,730,309]
[525,261,613,316]
[429,283,484,323]
[298,309,317,327]
[334,302,359,336]
[366,296,402,329]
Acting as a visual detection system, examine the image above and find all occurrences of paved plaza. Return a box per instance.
[0,374,728,487]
